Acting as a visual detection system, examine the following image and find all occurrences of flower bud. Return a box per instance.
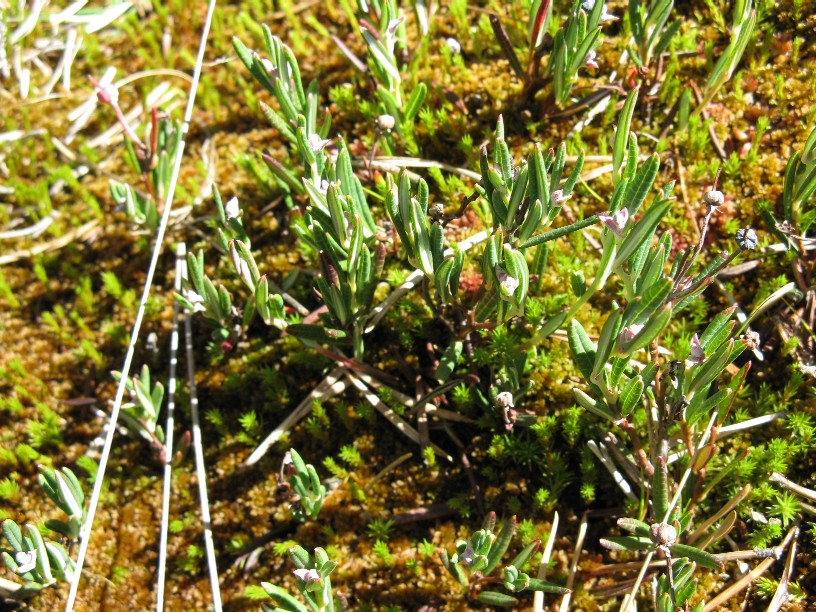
[377,114,396,131]
[742,330,760,350]
[649,522,677,549]
[703,190,724,207]
[686,334,705,366]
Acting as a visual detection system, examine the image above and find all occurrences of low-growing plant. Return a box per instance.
[440,511,569,607]
[1,467,87,599]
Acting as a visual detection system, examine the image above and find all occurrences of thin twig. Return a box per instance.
[0,220,98,265]
[717,410,787,437]
[767,526,799,612]
[703,526,797,611]
[687,484,751,545]
[155,244,185,610]
[769,472,816,502]
[64,2,218,608]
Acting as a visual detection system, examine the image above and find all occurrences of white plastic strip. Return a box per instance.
[155,244,185,610]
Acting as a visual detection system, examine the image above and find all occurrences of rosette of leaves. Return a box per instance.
[1,520,75,599]
[493,0,608,105]
[37,467,86,541]
[233,28,331,200]
[290,140,384,359]
[761,126,816,262]
[113,364,165,447]
[233,27,330,158]
[383,168,467,306]
[441,512,569,607]
[1,467,85,599]
[569,228,755,432]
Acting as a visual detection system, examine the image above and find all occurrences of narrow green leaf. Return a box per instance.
[617,517,650,537]
[613,88,640,184]
[484,516,516,575]
[600,536,652,551]
[670,543,723,570]
[652,457,669,520]
[619,375,644,417]
[568,319,596,380]
[477,591,518,607]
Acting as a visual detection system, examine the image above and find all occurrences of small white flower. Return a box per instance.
[15,550,37,574]
[224,197,240,221]
[445,37,461,55]
[686,334,705,366]
[585,50,599,70]
[317,179,332,195]
[600,4,617,22]
[293,568,321,582]
[307,133,331,153]
[598,208,629,235]
[182,288,206,313]
[582,2,617,21]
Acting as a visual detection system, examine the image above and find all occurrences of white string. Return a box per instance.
[64,1,218,608]
[181,254,223,610]
[155,244,185,610]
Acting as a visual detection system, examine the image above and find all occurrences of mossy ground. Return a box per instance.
[1,0,815,610]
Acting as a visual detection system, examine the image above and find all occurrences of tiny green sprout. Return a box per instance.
[367,518,395,541]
